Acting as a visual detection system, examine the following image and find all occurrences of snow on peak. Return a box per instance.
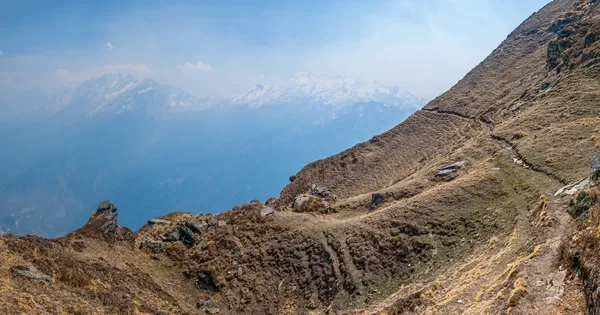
[70,74,211,116]
[231,71,427,109]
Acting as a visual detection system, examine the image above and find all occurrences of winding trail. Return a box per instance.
[370,107,583,313]
[420,108,569,185]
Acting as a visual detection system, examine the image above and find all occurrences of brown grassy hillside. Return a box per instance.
[2,0,600,314]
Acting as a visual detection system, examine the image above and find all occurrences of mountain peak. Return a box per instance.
[232,71,427,108]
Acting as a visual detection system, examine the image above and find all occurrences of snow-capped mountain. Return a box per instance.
[230,71,427,109]
[70,74,213,116]
[2,72,427,124]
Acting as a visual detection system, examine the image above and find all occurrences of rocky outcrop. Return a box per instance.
[435,161,466,180]
[74,200,121,239]
[10,265,52,282]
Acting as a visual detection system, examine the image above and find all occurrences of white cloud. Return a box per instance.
[177,61,213,72]
[105,42,114,51]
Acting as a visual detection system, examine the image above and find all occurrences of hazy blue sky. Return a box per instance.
[0,0,551,100]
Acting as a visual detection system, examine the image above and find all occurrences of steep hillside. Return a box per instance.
[2,0,600,314]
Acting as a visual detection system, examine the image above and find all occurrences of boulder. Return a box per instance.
[148,219,171,225]
[309,184,338,200]
[260,206,275,217]
[97,200,116,213]
[179,225,196,246]
[161,228,181,242]
[186,221,208,233]
[293,194,332,214]
[439,161,466,171]
[10,265,52,282]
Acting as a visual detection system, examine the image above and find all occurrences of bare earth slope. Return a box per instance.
[2,0,600,314]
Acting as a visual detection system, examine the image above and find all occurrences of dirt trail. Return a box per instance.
[508,195,586,315]
[352,108,587,314]
[420,108,569,185]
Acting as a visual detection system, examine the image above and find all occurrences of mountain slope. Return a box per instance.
[2,0,600,314]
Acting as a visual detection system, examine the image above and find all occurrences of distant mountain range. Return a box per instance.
[0,72,426,237]
[230,71,425,108]
[2,72,424,120]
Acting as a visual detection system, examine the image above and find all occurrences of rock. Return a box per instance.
[309,184,338,200]
[206,308,220,314]
[141,240,166,253]
[554,185,570,197]
[294,195,312,208]
[97,200,117,213]
[207,219,219,227]
[179,225,196,246]
[435,161,466,179]
[260,206,275,217]
[11,265,52,282]
[574,178,591,191]
[457,299,464,304]
[543,270,567,305]
[185,221,208,233]
[265,197,277,206]
[82,200,120,237]
[370,193,390,211]
[161,228,180,242]
[293,194,332,214]
[148,219,171,225]
[557,178,592,196]
[289,175,296,182]
[436,169,457,177]
[439,161,466,171]
[541,82,550,89]
[217,220,227,227]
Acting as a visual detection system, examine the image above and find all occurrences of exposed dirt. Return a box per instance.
[2,0,600,314]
